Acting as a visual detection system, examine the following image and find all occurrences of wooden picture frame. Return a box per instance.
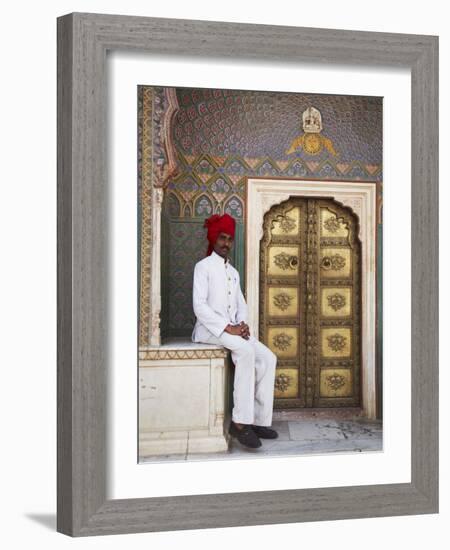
[57,12,438,536]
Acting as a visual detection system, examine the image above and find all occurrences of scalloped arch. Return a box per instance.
[224,194,244,219]
[193,193,214,218]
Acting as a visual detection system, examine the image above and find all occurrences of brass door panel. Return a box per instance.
[320,208,350,238]
[271,206,301,236]
[267,246,300,276]
[321,327,352,357]
[274,369,299,399]
[320,248,352,278]
[260,197,361,409]
[267,327,299,358]
[320,368,353,398]
[268,287,299,317]
[321,287,352,317]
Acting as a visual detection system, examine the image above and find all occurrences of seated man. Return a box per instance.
[191,213,278,449]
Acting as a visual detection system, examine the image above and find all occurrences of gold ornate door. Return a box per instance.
[259,196,361,408]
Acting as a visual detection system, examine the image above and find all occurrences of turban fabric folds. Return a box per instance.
[203,213,236,256]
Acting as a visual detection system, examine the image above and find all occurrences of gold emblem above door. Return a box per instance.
[259,197,362,408]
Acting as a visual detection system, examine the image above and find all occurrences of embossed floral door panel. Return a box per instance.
[259,197,361,408]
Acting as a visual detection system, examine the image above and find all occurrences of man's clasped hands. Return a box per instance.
[224,321,251,339]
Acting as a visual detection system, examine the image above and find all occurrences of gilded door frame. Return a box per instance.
[245,178,378,419]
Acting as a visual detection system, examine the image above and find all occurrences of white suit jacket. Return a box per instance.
[192,250,248,342]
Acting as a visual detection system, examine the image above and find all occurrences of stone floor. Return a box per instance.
[140,409,383,463]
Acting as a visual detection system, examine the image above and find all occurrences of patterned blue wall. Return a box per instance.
[156,87,382,340]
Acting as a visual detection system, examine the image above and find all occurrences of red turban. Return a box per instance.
[203,213,236,256]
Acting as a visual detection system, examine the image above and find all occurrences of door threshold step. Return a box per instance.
[273,407,366,421]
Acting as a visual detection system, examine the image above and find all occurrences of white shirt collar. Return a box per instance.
[211,249,230,265]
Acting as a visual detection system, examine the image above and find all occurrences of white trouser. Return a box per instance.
[199,330,277,426]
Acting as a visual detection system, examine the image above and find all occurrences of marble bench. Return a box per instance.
[139,338,233,458]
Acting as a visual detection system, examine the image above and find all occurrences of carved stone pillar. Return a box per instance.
[149,187,164,345]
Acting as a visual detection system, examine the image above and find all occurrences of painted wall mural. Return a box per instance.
[138,86,382,342]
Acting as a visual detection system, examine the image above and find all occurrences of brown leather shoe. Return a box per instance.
[251,425,279,439]
[229,422,262,448]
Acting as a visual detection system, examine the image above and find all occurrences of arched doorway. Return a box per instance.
[259,196,362,409]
